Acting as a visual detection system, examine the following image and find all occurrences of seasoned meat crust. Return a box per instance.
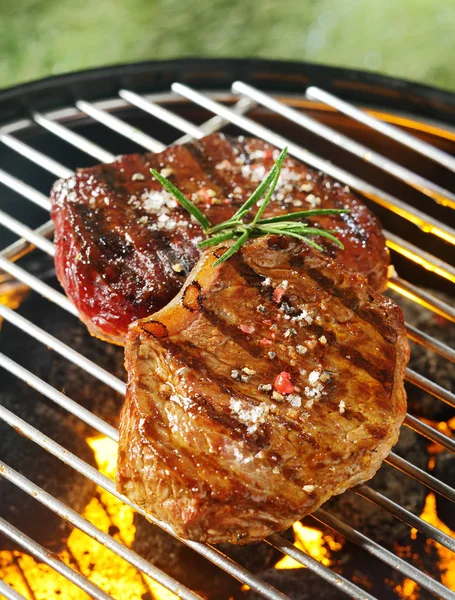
[117,235,408,544]
[50,133,389,344]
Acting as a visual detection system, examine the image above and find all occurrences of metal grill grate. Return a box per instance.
[0,73,454,600]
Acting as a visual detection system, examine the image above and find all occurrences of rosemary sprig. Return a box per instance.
[150,147,348,266]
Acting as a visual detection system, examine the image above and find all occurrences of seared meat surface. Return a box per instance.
[50,134,389,344]
[117,235,408,544]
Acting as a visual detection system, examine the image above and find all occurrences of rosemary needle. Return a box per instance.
[150,147,348,266]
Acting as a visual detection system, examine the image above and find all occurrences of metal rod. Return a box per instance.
[0,220,54,262]
[386,452,455,503]
[0,352,118,442]
[405,414,455,454]
[119,89,203,139]
[389,276,455,323]
[385,230,455,284]
[0,516,114,600]
[0,303,126,395]
[0,209,55,256]
[266,533,378,600]
[233,81,455,210]
[313,509,455,600]
[171,83,455,246]
[0,579,27,600]
[306,86,455,174]
[76,100,165,153]
[406,368,455,408]
[0,405,288,600]
[0,170,51,211]
[33,112,115,163]
[0,132,73,179]
[406,322,455,364]
[354,485,455,552]
[0,461,204,600]
[0,255,77,316]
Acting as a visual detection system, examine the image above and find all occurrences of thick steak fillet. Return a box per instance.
[50,134,389,344]
[117,236,408,544]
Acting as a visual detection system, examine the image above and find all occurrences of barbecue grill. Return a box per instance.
[0,58,454,600]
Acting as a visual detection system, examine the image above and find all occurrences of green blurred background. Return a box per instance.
[1,0,455,91]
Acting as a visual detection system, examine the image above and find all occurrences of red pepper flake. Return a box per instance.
[259,338,273,346]
[264,149,274,161]
[274,371,294,395]
[273,287,285,303]
[239,324,255,334]
[262,319,273,326]
[223,198,232,205]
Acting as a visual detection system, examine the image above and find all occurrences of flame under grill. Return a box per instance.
[0,61,454,600]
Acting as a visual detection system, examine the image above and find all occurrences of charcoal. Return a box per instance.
[245,567,345,600]
[388,289,454,421]
[0,378,96,551]
[132,513,287,599]
[321,427,428,546]
[433,448,455,530]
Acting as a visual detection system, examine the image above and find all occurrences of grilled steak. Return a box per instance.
[117,235,408,544]
[50,133,389,344]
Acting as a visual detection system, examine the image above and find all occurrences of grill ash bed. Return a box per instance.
[0,59,454,600]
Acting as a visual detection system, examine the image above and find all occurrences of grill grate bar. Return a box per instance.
[171,83,455,246]
[0,255,77,315]
[76,100,165,153]
[0,351,118,441]
[119,89,204,139]
[406,368,455,407]
[0,516,114,600]
[0,579,27,600]
[265,534,378,600]
[0,170,50,211]
[355,485,455,552]
[232,81,455,209]
[384,231,455,283]
[386,452,455,503]
[0,303,126,395]
[405,322,455,363]
[306,86,455,173]
[0,208,55,256]
[33,112,115,163]
[0,461,204,600]
[0,132,73,179]
[405,414,455,453]
[313,508,455,600]
[0,220,54,263]
[388,276,455,322]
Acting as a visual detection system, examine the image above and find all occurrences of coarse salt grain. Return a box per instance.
[308,370,320,385]
[160,168,174,177]
[296,345,307,356]
[132,172,145,181]
[339,400,346,414]
[303,485,315,493]
[240,324,255,334]
[319,335,327,345]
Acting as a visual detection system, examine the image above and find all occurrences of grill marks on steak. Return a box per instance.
[117,236,408,544]
[50,134,389,344]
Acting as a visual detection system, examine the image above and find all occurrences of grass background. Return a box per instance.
[1,0,455,91]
